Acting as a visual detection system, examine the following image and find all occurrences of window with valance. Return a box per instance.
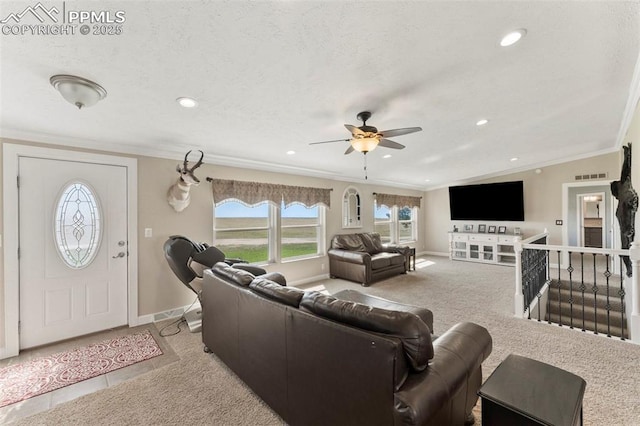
[210,178,331,208]
[373,192,421,209]
[210,178,330,263]
[373,192,421,244]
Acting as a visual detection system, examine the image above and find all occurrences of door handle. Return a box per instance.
[112,252,126,259]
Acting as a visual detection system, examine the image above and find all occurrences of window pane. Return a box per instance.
[374,223,392,243]
[399,207,415,242]
[282,203,320,259]
[54,182,102,269]
[215,229,269,263]
[215,201,268,228]
[374,204,391,221]
[398,207,412,221]
[282,226,318,259]
[215,201,269,263]
[282,203,319,226]
[399,222,414,242]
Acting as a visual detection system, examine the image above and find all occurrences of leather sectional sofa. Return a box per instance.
[201,262,493,426]
[328,232,410,286]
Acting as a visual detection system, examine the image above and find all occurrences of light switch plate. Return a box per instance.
[144,228,152,238]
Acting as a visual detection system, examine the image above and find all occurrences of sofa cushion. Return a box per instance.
[300,292,433,371]
[260,272,287,286]
[249,277,305,307]
[370,253,392,269]
[388,253,406,266]
[211,262,255,287]
[332,289,434,334]
[358,232,384,254]
[331,234,367,252]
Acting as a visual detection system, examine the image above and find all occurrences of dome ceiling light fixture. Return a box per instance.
[176,97,198,108]
[500,29,527,47]
[50,74,107,109]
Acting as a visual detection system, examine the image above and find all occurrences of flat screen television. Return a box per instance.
[449,181,524,221]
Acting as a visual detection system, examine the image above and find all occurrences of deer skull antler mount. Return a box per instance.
[167,150,204,212]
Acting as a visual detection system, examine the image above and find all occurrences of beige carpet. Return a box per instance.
[12,256,640,425]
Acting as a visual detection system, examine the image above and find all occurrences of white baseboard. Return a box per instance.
[289,273,330,287]
[420,251,449,257]
[137,302,197,325]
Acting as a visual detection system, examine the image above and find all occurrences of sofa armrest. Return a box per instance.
[393,322,492,426]
[382,244,409,254]
[328,249,370,265]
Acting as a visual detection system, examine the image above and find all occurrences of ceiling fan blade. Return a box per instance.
[378,127,422,138]
[345,124,365,135]
[378,138,405,150]
[344,145,355,155]
[309,138,350,145]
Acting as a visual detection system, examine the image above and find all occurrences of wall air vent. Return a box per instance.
[575,172,608,181]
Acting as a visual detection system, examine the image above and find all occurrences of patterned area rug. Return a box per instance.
[0,330,162,408]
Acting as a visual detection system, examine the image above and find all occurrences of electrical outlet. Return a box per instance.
[144,228,153,238]
[321,263,325,271]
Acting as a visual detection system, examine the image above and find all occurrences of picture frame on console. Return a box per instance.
[478,224,486,233]
[488,225,497,233]
[464,224,473,232]
[498,226,507,234]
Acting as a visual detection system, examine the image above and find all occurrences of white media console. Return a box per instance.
[448,232,521,267]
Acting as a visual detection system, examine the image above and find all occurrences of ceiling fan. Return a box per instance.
[309,111,422,155]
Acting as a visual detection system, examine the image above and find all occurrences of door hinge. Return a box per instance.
[17,247,20,259]
[16,176,19,188]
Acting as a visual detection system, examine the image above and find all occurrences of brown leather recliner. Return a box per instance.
[328,232,410,286]
[201,263,493,426]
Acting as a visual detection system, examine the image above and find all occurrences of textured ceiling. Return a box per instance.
[1,1,639,189]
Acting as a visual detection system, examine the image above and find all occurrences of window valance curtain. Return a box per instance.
[210,178,331,208]
[374,192,421,209]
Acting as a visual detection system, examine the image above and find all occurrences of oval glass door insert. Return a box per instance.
[54,181,103,269]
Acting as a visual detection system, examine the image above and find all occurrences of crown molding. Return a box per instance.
[424,146,620,192]
[616,50,640,148]
[0,128,426,191]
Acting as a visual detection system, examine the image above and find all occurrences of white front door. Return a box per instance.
[19,157,129,349]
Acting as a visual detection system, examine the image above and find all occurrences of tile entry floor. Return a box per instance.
[0,323,179,424]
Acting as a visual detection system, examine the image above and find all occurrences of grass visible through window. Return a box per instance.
[220,243,318,263]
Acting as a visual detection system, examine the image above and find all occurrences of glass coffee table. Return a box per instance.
[478,354,586,426]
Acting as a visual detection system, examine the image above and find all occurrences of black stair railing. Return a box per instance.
[521,236,549,320]
[520,244,629,340]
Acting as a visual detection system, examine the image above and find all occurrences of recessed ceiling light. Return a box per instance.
[176,97,198,108]
[286,150,296,155]
[500,29,527,47]
[476,119,489,126]
[424,179,431,182]
[383,154,392,159]
[510,157,519,162]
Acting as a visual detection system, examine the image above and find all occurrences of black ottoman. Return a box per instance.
[479,354,586,426]
[332,289,434,334]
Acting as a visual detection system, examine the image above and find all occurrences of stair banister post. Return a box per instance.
[514,236,524,318]
[629,241,640,343]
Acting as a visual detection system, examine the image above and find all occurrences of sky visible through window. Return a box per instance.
[375,204,391,220]
[216,201,318,218]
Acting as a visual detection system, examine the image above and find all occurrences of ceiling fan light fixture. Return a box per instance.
[50,74,107,109]
[351,137,379,153]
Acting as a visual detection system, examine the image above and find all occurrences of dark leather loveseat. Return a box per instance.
[328,232,410,286]
[201,262,493,426]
